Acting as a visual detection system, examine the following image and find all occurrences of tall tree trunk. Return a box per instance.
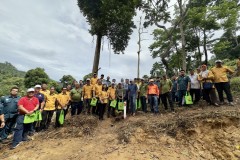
[137,51,140,79]
[92,34,102,74]
[178,0,186,71]
[203,29,208,65]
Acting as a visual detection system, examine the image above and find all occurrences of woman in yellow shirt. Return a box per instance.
[98,84,109,120]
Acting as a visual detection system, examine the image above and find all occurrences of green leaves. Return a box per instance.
[78,0,140,53]
[24,68,50,88]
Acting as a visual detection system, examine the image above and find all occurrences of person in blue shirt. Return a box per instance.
[128,79,138,116]
[0,86,20,143]
[177,70,191,107]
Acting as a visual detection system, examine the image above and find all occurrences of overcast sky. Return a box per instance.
[0,0,161,82]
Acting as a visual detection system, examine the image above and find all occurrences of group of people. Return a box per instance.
[0,59,236,149]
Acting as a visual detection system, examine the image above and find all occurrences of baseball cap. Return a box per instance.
[27,88,35,92]
[34,84,41,88]
[215,60,222,63]
[149,79,154,82]
[86,78,90,81]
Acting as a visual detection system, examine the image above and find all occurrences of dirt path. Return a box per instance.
[1,105,240,160]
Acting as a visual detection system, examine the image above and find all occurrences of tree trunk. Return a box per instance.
[203,29,208,65]
[92,34,102,74]
[137,52,140,79]
[178,0,186,71]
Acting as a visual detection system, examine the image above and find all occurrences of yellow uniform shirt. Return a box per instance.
[94,84,102,97]
[40,89,50,98]
[91,77,98,86]
[83,84,94,99]
[44,93,57,111]
[107,87,116,100]
[57,93,70,109]
[211,66,234,83]
[99,91,108,104]
[237,60,240,68]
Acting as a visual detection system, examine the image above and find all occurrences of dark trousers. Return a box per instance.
[178,90,187,106]
[55,109,64,128]
[190,89,201,103]
[140,96,147,112]
[203,88,218,104]
[0,116,17,140]
[108,100,116,117]
[171,91,178,102]
[215,82,233,102]
[12,115,32,146]
[40,110,54,130]
[92,98,99,115]
[71,101,83,116]
[125,93,130,113]
[99,103,106,120]
[161,92,174,111]
[84,99,91,114]
[64,104,71,119]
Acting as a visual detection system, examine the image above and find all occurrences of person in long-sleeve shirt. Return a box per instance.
[147,79,159,113]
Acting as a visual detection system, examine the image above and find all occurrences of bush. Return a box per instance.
[230,77,240,95]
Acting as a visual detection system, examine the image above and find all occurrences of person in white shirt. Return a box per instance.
[189,69,201,104]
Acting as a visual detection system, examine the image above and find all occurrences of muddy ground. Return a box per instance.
[0,103,240,160]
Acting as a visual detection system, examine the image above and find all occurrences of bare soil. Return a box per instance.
[1,104,240,160]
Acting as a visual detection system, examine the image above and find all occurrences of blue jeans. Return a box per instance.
[148,95,159,113]
[0,116,17,140]
[129,95,136,114]
[12,115,32,146]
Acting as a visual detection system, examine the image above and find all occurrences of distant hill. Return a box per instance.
[0,62,26,96]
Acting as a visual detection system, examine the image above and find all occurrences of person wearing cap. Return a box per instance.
[40,83,50,98]
[139,79,148,113]
[11,88,39,149]
[82,79,95,114]
[211,60,234,106]
[198,65,219,106]
[94,79,103,115]
[29,85,45,133]
[160,75,174,112]
[40,87,57,130]
[70,83,83,116]
[189,69,201,104]
[98,84,109,120]
[147,79,160,113]
[128,79,138,116]
[177,70,191,107]
[55,87,70,127]
[0,86,20,143]
[107,82,117,117]
[91,73,98,86]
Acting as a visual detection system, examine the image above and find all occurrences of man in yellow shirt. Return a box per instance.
[40,87,57,130]
[55,87,70,127]
[91,73,98,86]
[107,83,116,117]
[40,83,50,98]
[211,60,234,106]
[94,80,103,115]
[82,78,94,114]
[237,57,240,76]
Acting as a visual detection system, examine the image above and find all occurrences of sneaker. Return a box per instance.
[229,102,234,106]
[10,142,21,150]
[213,103,220,107]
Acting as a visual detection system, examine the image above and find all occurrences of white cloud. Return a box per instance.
[0,0,158,82]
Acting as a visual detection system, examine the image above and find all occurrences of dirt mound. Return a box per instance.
[42,115,99,139]
[1,106,240,160]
